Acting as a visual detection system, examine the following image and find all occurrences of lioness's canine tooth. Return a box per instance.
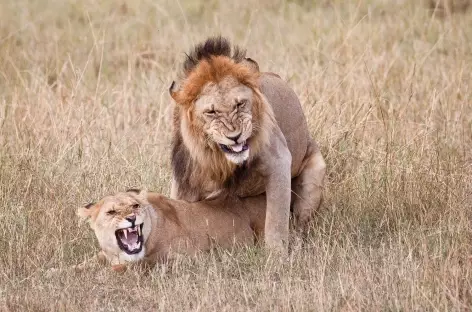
[123,229,128,239]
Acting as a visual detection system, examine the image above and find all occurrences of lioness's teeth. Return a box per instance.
[123,229,128,239]
[138,226,141,236]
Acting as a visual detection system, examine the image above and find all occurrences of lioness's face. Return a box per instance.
[78,192,152,264]
[194,76,254,164]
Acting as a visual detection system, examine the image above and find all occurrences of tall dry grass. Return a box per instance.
[0,0,471,310]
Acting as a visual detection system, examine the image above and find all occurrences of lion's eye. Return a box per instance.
[204,110,216,116]
[132,204,139,209]
[107,210,117,215]
[236,100,246,108]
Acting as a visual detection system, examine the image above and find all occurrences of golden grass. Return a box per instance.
[1,0,471,310]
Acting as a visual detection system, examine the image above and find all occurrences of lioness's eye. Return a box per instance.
[107,210,117,215]
[132,204,139,209]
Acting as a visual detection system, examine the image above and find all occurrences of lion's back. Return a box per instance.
[259,73,310,175]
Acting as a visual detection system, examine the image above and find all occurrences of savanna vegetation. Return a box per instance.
[0,0,471,310]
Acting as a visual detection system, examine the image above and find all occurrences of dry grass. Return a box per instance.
[1,0,472,310]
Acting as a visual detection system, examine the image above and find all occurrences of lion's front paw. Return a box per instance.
[264,235,288,256]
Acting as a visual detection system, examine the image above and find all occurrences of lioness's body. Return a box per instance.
[78,190,266,267]
[144,193,265,262]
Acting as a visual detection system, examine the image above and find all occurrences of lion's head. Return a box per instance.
[170,37,274,169]
[77,190,152,264]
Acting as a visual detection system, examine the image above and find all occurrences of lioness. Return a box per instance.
[77,189,266,269]
[169,36,326,251]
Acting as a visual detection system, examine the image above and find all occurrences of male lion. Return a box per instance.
[77,189,266,269]
[169,36,326,251]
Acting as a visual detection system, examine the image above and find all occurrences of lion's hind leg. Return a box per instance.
[291,141,326,232]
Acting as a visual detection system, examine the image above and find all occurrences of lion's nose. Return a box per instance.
[226,133,241,143]
[125,215,136,223]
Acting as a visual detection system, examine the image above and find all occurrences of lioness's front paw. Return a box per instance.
[111,264,127,273]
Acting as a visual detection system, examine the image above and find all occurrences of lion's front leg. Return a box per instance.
[170,177,179,199]
[264,145,292,253]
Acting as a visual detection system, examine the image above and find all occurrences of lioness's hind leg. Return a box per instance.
[291,141,326,231]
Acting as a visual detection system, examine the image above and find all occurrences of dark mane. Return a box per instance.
[183,36,246,74]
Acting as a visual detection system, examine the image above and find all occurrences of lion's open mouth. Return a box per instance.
[115,224,144,255]
[219,142,249,154]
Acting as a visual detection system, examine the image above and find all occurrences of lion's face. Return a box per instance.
[77,192,152,264]
[193,76,254,164]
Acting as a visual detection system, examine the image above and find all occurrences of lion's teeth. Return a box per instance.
[123,229,128,239]
[137,226,141,236]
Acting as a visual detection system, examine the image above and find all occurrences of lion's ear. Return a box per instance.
[241,57,259,73]
[169,81,180,101]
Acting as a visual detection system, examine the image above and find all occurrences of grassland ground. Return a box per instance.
[0,0,471,310]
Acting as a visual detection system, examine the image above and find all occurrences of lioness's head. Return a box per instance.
[77,190,152,264]
[170,36,274,165]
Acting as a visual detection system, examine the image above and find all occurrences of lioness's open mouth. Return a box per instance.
[115,224,144,254]
[219,142,249,154]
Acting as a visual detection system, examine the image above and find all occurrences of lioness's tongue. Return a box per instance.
[120,230,138,245]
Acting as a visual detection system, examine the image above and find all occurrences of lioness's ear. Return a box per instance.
[77,202,95,222]
[135,189,148,203]
[241,57,259,73]
[126,188,147,201]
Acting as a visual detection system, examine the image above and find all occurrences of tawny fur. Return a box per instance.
[171,56,275,186]
[170,36,326,250]
[77,190,266,269]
